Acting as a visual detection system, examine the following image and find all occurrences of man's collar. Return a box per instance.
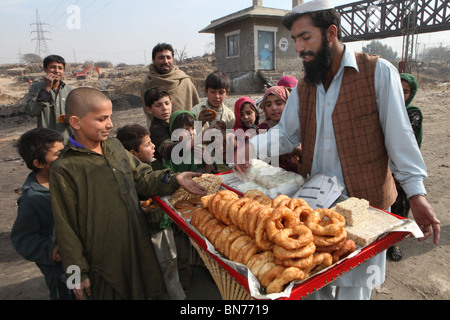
[342,45,359,72]
[52,80,66,91]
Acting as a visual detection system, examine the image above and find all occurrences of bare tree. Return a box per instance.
[175,44,188,64]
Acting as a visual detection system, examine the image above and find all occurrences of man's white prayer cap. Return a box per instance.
[292,0,335,14]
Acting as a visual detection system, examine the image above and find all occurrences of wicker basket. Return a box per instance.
[190,239,253,300]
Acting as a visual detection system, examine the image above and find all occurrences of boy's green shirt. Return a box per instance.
[50,137,180,299]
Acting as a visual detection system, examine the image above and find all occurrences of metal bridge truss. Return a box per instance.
[336,0,450,43]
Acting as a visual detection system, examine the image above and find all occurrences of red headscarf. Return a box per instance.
[278,75,298,88]
[233,97,259,131]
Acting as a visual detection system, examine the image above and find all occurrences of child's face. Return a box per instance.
[240,103,257,128]
[35,141,64,177]
[264,94,286,122]
[205,88,228,109]
[146,96,172,122]
[75,100,114,145]
[133,135,155,164]
[401,79,412,103]
[43,61,65,82]
[179,125,195,141]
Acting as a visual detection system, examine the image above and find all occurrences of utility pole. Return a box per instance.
[18,46,23,64]
[400,0,418,73]
[31,9,51,58]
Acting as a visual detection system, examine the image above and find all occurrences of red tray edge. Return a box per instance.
[153,182,411,300]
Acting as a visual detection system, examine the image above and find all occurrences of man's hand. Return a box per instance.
[73,278,91,300]
[176,172,207,195]
[409,195,440,244]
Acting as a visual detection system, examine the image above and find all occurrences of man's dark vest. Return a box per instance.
[298,52,397,210]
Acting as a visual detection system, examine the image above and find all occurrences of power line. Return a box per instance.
[46,0,86,29]
[49,0,114,38]
[41,0,65,22]
[83,0,114,23]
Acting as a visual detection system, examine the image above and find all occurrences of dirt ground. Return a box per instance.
[0,75,449,300]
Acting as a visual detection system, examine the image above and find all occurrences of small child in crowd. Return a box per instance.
[277,75,298,92]
[163,110,218,174]
[233,97,260,133]
[49,87,205,300]
[10,128,73,300]
[258,86,290,130]
[258,86,300,173]
[143,86,173,168]
[161,110,214,291]
[191,71,235,131]
[164,110,201,173]
[400,73,423,148]
[116,124,186,300]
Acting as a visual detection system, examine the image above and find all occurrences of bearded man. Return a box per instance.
[140,43,200,125]
[235,0,440,300]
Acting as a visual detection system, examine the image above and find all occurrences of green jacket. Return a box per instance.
[49,137,180,299]
[25,81,74,143]
[163,110,199,173]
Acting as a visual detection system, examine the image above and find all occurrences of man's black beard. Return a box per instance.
[302,37,333,85]
[155,64,173,74]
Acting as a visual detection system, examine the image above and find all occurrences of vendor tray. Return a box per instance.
[153,173,415,300]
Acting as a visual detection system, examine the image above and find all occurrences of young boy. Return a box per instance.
[116,124,186,299]
[25,55,74,143]
[49,87,205,300]
[191,71,235,131]
[143,86,172,167]
[10,128,73,300]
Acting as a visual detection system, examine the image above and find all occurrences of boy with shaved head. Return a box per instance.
[50,87,206,300]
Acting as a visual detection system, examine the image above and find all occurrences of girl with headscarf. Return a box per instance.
[233,97,260,132]
[257,86,300,173]
[277,75,298,92]
[258,86,290,130]
[163,110,204,173]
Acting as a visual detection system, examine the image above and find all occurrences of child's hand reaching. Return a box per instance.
[175,172,207,195]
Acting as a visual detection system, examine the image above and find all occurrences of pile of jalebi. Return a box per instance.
[190,190,355,294]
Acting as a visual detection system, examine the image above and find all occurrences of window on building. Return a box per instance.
[226,30,240,58]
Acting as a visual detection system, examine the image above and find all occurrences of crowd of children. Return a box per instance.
[11,53,424,300]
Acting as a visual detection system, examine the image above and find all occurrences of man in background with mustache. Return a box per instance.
[235,0,440,300]
[140,43,200,127]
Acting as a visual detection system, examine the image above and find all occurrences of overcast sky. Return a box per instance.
[1,0,448,65]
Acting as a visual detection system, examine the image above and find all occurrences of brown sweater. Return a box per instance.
[298,52,397,210]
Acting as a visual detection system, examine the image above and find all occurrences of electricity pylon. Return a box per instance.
[31,9,51,58]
